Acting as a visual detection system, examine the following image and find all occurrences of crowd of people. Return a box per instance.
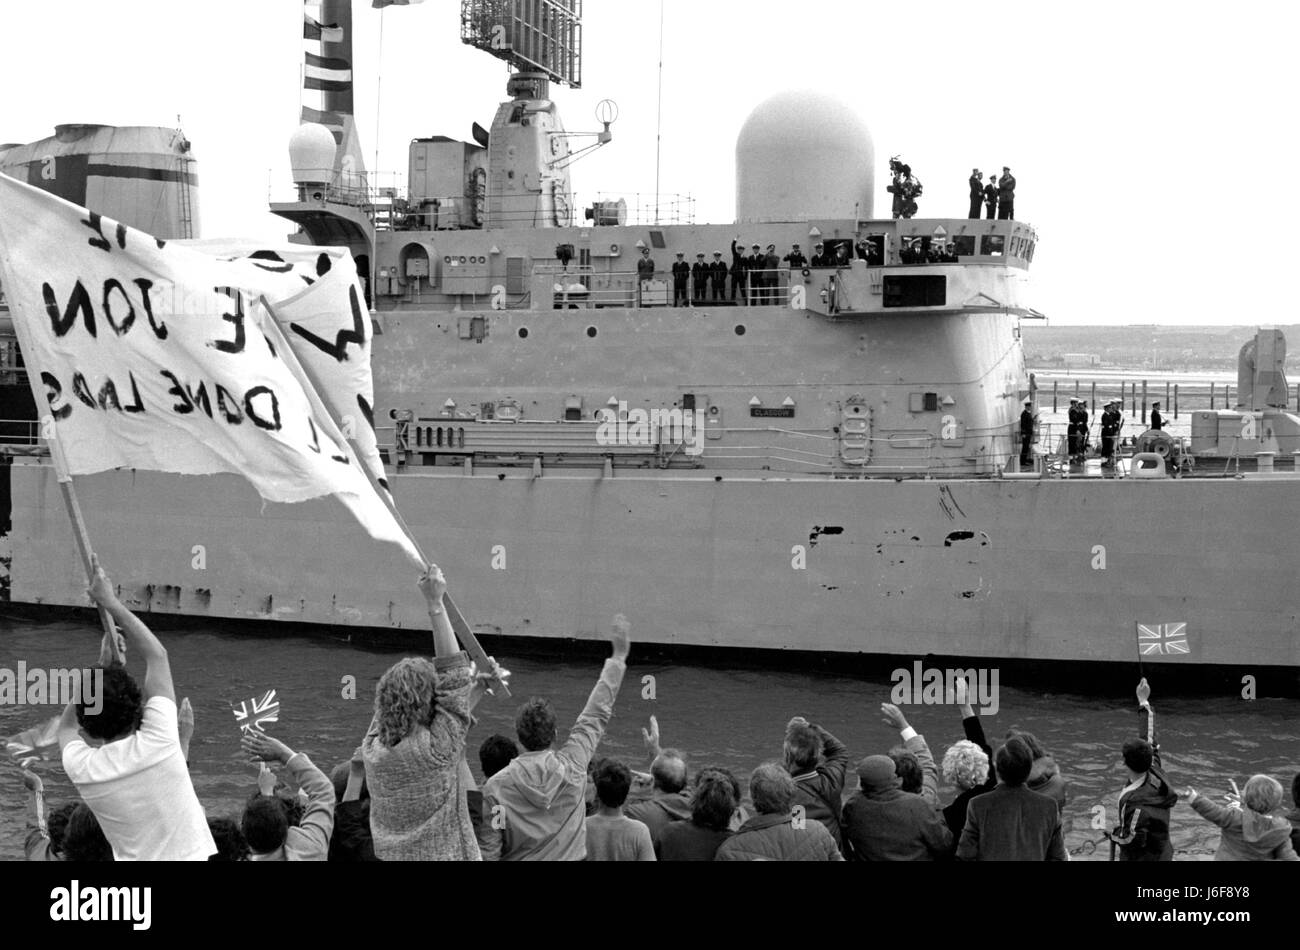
[969,167,1017,220]
[13,560,1298,862]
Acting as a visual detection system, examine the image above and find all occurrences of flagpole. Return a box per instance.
[254,296,506,693]
[0,247,122,664]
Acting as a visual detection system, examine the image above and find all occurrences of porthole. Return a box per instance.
[586,326,598,338]
[735,325,747,336]
[518,327,529,339]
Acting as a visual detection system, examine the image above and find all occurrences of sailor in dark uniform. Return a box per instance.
[969,168,983,219]
[810,243,828,267]
[1150,402,1164,430]
[730,239,748,304]
[636,247,656,306]
[997,166,1016,220]
[1101,400,1123,467]
[764,244,782,305]
[1078,400,1090,458]
[1067,397,1082,460]
[710,252,727,302]
[748,243,765,304]
[1020,400,1035,467]
[671,252,690,307]
[983,174,999,220]
[784,244,807,268]
[691,253,710,305]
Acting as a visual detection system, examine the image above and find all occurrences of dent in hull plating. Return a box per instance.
[3,463,1297,668]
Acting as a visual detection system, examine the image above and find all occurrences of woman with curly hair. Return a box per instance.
[363,566,506,861]
[940,676,997,845]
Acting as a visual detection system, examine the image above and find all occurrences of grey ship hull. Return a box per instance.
[3,461,1296,668]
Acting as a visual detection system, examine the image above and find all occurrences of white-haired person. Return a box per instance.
[940,676,996,849]
[1185,775,1299,861]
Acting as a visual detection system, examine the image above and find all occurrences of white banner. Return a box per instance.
[0,173,419,566]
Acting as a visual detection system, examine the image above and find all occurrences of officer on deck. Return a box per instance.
[748,243,766,304]
[1067,397,1082,460]
[1020,400,1035,467]
[969,168,983,219]
[810,243,828,267]
[984,174,999,220]
[784,244,807,269]
[1101,400,1123,467]
[998,166,1016,220]
[730,239,749,304]
[671,252,690,307]
[691,253,710,305]
[1150,402,1165,431]
[637,247,656,306]
[710,252,727,302]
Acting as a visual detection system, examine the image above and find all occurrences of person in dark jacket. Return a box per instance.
[657,767,737,861]
[1067,397,1082,460]
[764,244,782,305]
[810,243,828,267]
[1020,400,1035,466]
[1078,400,1091,458]
[691,253,709,306]
[784,718,850,851]
[626,717,692,848]
[969,168,984,218]
[1107,678,1178,861]
[983,174,999,219]
[1101,400,1123,467]
[747,244,766,305]
[729,240,748,304]
[329,753,377,861]
[671,252,690,307]
[1007,729,1069,820]
[941,676,996,846]
[1150,402,1165,430]
[956,736,1067,861]
[465,734,518,862]
[784,244,807,268]
[843,755,952,860]
[715,763,842,861]
[709,252,727,302]
[997,166,1016,220]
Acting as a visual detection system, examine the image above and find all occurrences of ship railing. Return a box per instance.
[0,418,48,457]
[535,267,797,309]
[374,191,696,232]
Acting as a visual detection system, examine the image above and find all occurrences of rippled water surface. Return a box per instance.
[2,620,1297,861]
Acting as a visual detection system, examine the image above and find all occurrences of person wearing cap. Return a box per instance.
[1150,402,1165,431]
[983,174,999,220]
[729,239,749,305]
[810,243,828,268]
[709,252,727,302]
[969,168,983,219]
[671,252,690,307]
[1067,397,1083,461]
[1100,400,1123,467]
[635,247,656,307]
[1020,400,1035,468]
[691,252,709,306]
[997,166,1016,220]
[763,244,781,305]
[842,754,953,861]
[783,244,807,269]
[747,243,765,305]
[1078,400,1091,458]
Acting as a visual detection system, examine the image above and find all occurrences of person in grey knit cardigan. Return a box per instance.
[363,566,508,861]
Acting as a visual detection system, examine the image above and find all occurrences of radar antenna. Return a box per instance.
[460,0,583,91]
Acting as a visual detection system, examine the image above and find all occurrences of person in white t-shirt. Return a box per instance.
[57,555,215,861]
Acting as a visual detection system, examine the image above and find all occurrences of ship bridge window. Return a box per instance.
[979,234,1006,256]
[649,231,667,249]
[883,275,946,308]
[953,236,976,257]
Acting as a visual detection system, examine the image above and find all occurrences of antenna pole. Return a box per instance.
[374,9,385,184]
[654,0,664,226]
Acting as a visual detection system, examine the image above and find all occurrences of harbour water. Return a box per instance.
[3,617,1296,861]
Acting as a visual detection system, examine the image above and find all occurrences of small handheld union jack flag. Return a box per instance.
[231,690,281,734]
[1135,623,1191,660]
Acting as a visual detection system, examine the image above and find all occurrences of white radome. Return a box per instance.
[289,123,338,186]
[735,91,876,224]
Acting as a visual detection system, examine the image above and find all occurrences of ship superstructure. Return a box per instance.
[0,1,1295,672]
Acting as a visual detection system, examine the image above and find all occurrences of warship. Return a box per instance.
[0,1,1296,673]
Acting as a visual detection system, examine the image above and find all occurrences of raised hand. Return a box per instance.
[87,553,117,607]
[642,715,662,757]
[475,657,512,695]
[609,614,631,662]
[417,564,448,605]
[257,762,277,797]
[242,729,293,766]
[21,768,42,793]
[1136,677,1151,707]
[881,702,910,732]
[952,675,970,707]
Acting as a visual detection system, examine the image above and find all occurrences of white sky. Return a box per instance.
[4,0,1298,326]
